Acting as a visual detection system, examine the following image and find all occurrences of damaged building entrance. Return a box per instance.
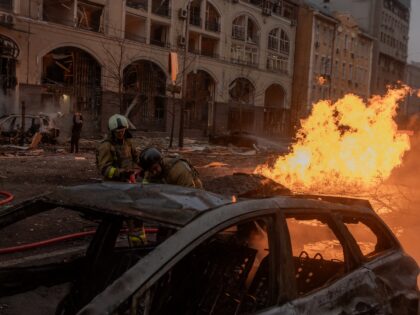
[42,47,101,131]
[228,78,255,133]
[185,70,215,133]
[263,84,289,136]
[123,60,167,131]
[0,34,18,115]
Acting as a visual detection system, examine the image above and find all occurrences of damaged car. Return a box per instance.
[0,183,418,315]
[0,114,60,144]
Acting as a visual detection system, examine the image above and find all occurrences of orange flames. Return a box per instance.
[317,76,327,86]
[256,86,412,194]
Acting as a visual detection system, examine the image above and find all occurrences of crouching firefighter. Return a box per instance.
[96,114,145,245]
[139,147,203,189]
[96,114,140,182]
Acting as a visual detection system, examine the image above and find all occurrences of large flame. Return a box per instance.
[257,86,412,194]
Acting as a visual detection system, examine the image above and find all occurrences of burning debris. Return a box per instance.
[257,86,413,194]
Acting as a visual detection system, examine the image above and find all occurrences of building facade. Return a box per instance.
[0,0,298,138]
[403,62,420,125]
[311,0,410,95]
[291,1,373,125]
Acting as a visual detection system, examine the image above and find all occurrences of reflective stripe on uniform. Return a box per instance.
[107,166,117,179]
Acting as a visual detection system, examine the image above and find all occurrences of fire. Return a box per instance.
[256,86,411,194]
[317,76,327,85]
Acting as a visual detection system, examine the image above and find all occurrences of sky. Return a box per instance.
[408,0,420,63]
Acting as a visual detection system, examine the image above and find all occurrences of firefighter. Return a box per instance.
[139,147,203,189]
[96,114,140,182]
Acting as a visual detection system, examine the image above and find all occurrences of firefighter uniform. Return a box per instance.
[146,157,203,189]
[96,136,139,181]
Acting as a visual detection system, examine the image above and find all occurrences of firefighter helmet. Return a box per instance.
[139,147,163,171]
[108,114,129,131]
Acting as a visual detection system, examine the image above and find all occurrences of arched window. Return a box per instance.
[267,28,289,73]
[232,15,259,44]
[205,2,221,32]
[231,15,260,66]
[123,60,167,130]
[268,28,289,55]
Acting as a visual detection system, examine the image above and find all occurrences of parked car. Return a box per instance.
[0,114,59,143]
[0,183,418,315]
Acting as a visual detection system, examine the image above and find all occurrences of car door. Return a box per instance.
[340,213,418,315]
[278,210,391,315]
[78,203,297,315]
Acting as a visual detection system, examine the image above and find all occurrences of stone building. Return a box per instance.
[403,62,420,129]
[311,0,410,95]
[0,0,298,138]
[291,1,373,124]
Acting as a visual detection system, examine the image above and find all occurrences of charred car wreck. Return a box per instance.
[0,183,418,315]
[0,114,60,144]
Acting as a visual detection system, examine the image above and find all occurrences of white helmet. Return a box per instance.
[108,114,129,131]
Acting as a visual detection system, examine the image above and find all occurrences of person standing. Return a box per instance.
[96,114,140,181]
[70,112,83,153]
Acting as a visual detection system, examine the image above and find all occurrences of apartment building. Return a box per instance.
[311,0,410,95]
[0,0,297,137]
[291,1,373,124]
[404,62,420,117]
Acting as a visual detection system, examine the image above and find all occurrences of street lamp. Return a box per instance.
[178,0,193,148]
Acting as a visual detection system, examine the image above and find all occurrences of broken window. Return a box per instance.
[185,70,215,129]
[126,0,148,11]
[43,0,76,27]
[264,84,288,135]
[343,216,395,259]
[77,1,104,32]
[150,22,169,47]
[0,34,18,93]
[43,0,104,32]
[117,216,275,315]
[125,14,147,43]
[0,208,100,314]
[286,215,349,296]
[229,78,255,105]
[152,0,170,17]
[0,0,12,11]
[42,47,101,115]
[123,60,167,131]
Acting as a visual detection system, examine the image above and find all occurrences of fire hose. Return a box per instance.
[0,191,14,206]
[0,227,159,255]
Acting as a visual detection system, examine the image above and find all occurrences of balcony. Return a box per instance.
[127,0,148,11]
[205,20,220,33]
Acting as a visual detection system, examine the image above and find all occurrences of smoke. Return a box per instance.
[381,132,420,280]
[0,89,15,116]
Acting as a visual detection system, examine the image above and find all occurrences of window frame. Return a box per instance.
[281,209,361,299]
[335,211,399,263]
[128,210,283,314]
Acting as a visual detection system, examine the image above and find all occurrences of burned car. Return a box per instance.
[0,184,418,315]
[0,114,60,144]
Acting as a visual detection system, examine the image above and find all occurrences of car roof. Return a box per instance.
[3,183,375,227]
